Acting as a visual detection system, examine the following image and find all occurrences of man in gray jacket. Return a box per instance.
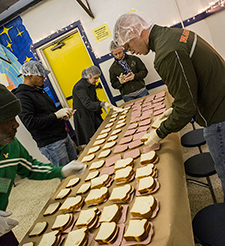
[113,13,225,197]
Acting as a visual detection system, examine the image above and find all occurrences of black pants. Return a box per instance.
[0,231,18,246]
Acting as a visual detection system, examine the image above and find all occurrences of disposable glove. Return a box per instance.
[123,72,135,83]
[0,211,19,237]
[61,160,87,178]
[159,107,173,120]
[100,100,108,113]
[105,102,124,113]
[151,107,173,129]
[117,73,126,84]
[55,108,73,120]
[144,129,162,147]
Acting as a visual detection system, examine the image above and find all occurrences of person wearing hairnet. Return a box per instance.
[13,61,78,167]
[0,84,86,245]
[113,13,225,197]
[109,40,149,102]
[72,66,113,145]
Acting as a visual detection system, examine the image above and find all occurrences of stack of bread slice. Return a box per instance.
[114,157,133,171]
[64,227,88,246]
[109,184,134,203]
[99,204,122,223]
[38,230,61,246]
[29,221,48,237]
[123,219,151,242]
[90,174,111,189]
[59,195,84,213]
[140,151,158,165]
[135,164,157,179]
[130,195,157,219]
[85,187,109,205]
[75,207,100,229]
[52,213,73,231]
[95,222,119,245]
[138,176,156,194]
[114,166,134,183]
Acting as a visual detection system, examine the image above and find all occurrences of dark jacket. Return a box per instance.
[13,84,67,147]
[149,25,225,138]
[72,78,103,145]
[109,54,148,96]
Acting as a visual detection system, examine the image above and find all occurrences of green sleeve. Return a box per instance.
[16,139,63,180]
[157,51,198,138]
[133,57,148,81]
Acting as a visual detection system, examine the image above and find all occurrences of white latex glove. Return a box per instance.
[151,107,173,129]
[123,72,135,83]
[105,102,124,113]
[100,100,108,113]
[159,107,173,120]
[0,211,19,237]
[61,160,87,178]
[117,73,126,84]
[105,102,114,109]
[144,129,162,147]
[55,108,73,120]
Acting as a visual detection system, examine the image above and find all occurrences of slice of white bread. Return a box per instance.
[96,133,108,140]
[140,151,157,165]
[114,166,134,183]
[43,202,60,216]
[52,213,73,231]
[107,135,118,142]
[85,187,109,205]
[66,177,80,188]
[115,122,126,129]
[105,123,114,128]
[95,222,119,244]
[75,207,100,229]
[22,243,34,246]
[114,157,133,171]
[123,219,150,242]
[55,188,71,200]
[38,230,60,246]
[89,160,105,170]
[59,196,83,213]
[117,119,126,124]
[100,128,111,134]
[91,174,110,189]
[64,227,88,246]
[130,195,156,219]
[102,141,117,150]
[135,164,156,179]
[87,146,100,154]
[85,170,99,181]
[76,182,91,194]
[81,153,95,162]
[138,176,156,194]
[93,139,106,146]
[99,204,122,223]
[109,184,134,203]
[98,149,111,159]
[111,129,122,136]
[29,221,48,237]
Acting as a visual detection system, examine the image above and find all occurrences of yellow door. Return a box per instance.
[43,30,108,119]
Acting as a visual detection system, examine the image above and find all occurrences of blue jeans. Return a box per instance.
[203,121,225,197]
[122,88,149,102]
[39,134,77,167]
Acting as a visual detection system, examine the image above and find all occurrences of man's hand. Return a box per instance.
[0,211,19,237]
[117,73,126,84]
[123,72,135,83]
[55,108,73,120]
[159,107,173,120]
[144,129,162,147]
[61,160,87,178]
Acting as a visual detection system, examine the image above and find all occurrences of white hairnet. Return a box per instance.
[19,61,50,77]
[109,40,123,53]
[113,12,153,46]
[82,66,101,79]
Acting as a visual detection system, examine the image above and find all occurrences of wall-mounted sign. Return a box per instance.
[92,23,112,43]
